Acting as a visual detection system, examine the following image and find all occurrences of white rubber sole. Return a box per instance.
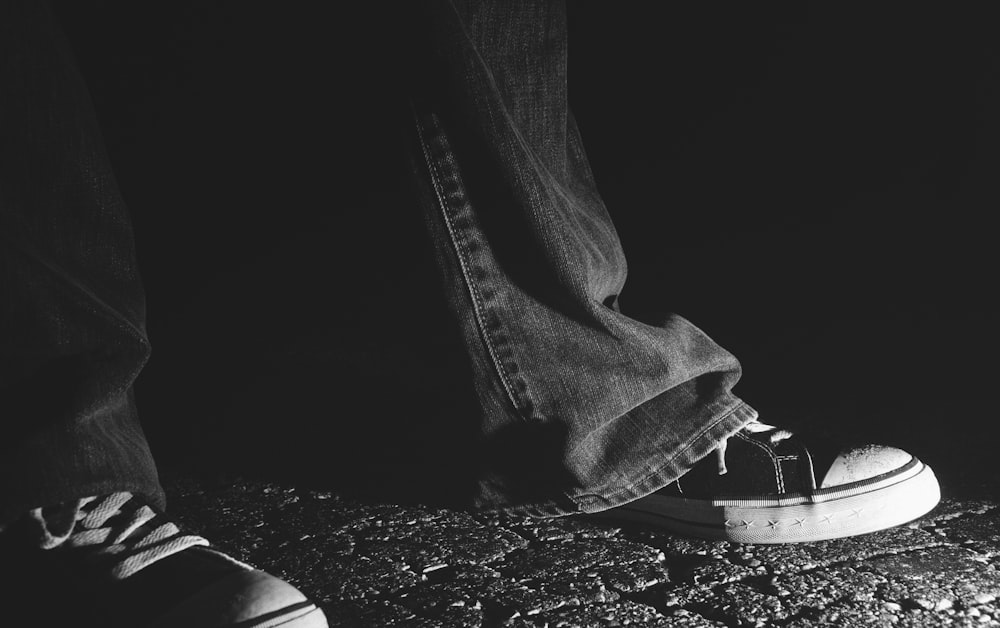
[146,571,329,628]
[251,604,328,628]
[595,457,941,543]
[250,606,329,628]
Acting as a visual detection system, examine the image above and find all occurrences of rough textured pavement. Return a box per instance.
[165,477,1000,627]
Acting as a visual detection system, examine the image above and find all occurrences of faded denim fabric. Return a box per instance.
[1,0,161,524]
[1,0,754,524]
[404,0,756,516]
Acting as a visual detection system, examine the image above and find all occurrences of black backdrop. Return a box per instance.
[50,2,997,501]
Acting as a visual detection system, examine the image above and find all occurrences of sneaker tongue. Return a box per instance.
[810,443,845,488]
[741,422,850,489]
[790,427,852,488]
[819,444,915,488]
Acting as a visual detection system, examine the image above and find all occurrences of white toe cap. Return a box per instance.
[819,445,914,489]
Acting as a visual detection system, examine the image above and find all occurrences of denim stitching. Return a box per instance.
[442,0,578,275]
[411,107,528,417]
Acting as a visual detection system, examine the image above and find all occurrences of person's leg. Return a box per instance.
[403,0,756,517]
[403,0,939,541]
[0,0,159,525]
[0,2,326,625]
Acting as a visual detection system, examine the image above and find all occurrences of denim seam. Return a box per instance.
[441,0,588,310]
[411,107,530,419]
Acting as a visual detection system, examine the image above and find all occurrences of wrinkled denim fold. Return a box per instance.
[1,0,754,523]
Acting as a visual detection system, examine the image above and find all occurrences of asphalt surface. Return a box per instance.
[164,477,1000,627]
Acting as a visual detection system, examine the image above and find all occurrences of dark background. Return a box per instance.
[50,3,997,501]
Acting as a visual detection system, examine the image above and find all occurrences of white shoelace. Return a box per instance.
[66,492,209,579]
[715,421,794,475]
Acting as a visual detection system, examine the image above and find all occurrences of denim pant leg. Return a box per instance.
[407,0,757,517]
[0,0,162,524]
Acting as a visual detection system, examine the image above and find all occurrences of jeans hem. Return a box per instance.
[488,400,757,519]
[0,478,165,529]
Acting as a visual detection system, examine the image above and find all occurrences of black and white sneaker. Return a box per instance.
[606,420,940,543]
[44,492,328,627]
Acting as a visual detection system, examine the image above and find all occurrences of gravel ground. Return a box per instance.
[164,477,1000,627]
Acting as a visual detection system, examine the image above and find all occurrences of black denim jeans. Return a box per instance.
[1,0,755,523]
